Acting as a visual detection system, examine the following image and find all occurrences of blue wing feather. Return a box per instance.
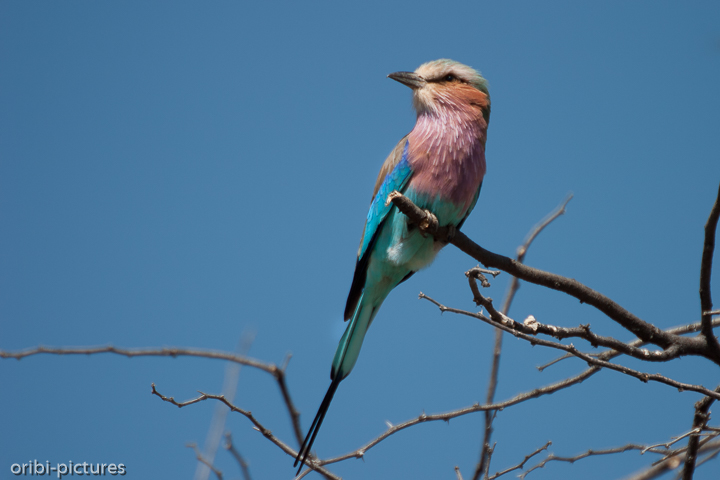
[344,139,413,320]
[359,140,412,259]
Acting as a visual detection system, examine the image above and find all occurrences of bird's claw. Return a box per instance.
[419,210,438,236]
[419,211,456,242]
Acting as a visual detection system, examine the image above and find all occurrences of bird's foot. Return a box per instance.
[419,210,438,237]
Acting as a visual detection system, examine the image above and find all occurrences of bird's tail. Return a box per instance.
[294,295,377,475]
[294,375,340,475]
[332,293,377,380]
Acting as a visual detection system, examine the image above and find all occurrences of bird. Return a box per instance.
[294,59,490,474]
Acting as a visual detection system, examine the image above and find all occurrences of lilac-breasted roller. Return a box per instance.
[295,59,490,472]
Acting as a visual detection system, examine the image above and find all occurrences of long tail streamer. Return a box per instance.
[294,376,341,476]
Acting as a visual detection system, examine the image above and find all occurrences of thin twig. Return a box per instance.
[517,194,574,261]
[0,345,306,454]
[224,433,252,480]
[150,385,341,480]
[0,345,276,371]
[682,386,720,479]
[320,367,600,467]
[276,354,304,447]
[472,194,573,480]
[418,293,720,400]
[187,443,224,480]
[522,445,657,479]
[468,264,501,480]
[642,428,703,454]
[683,182,720,480]
[484,444,495,479]
[623,439,720,480]
[487,441,551,479]
[467,266,493,289]
[470,288,688,362]
[521,434,718,480]
[195,333,254,480]
[539,318,720,371]
[699,182,720,354]
[690,443,720,473]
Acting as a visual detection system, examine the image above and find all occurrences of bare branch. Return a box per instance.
[472,194,573,480]
[195,333,254,480]
[187,443,224,480]
[0,345,305,452]
[316,287,706,471]
[484,444,496,479]
[151,383,207,408]
[682,183,720,480]
[623,439,720,480]
[0,345,277,372]
[473,288,686,362]
[642,428,703,454]
[467,266,493,290]
[521,432,720,480]
[387,191,720,363]
[276,354,304,447]
[510,427,720,480]
[469,265,503,476]
[224,433,252,480]
[682,386,720,479]
[517,194,574,261]
[151,385,340,480]
[0,341,638,473]
[487,441,551,479]
[320,366,600,467]
[152,384,286,450]
[539,318,720,371]
[523,445,665,479]
[31,335,712,475]
[699,182,720,357]
[691,442,720,472]
[418,293,720,400]
[122,315,718,477]
[6,186,718,477]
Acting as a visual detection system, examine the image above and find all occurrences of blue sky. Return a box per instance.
[2,1,720,479]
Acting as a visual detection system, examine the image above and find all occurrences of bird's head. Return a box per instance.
[388,59,490,122]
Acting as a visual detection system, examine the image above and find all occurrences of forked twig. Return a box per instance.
[472,194,572,480]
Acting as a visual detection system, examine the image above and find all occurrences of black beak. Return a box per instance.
[388,71,426,90]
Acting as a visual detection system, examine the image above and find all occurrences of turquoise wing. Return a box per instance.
[344,138,413,320]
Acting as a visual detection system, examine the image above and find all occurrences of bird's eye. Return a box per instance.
[444,74,455,82]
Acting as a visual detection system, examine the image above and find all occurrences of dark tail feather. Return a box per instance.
[294,376,341,476]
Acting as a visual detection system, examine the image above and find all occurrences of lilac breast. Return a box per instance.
[407,106,487,212]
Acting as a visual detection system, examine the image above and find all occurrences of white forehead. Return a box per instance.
[415,59,479,83]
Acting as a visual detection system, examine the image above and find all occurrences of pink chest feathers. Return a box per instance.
[407,106,487,210]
